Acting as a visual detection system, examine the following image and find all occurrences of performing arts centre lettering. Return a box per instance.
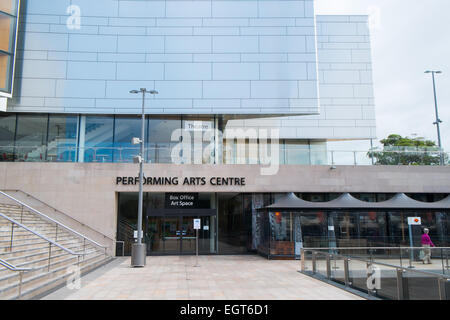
[116,176,246,186]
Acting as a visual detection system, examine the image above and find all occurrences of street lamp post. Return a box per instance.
[425,71,444,165]
[130,88,158,268]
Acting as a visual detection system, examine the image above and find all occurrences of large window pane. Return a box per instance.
[84,116,114,162]
[47,115,78,162]
[113,115,142,163]
[0,13,15,53]
[218,193,247,254]
[148,116,181,163]
[285,140,309,164]
[15,114,48,161]
[182,115,215,164]
[0,113,15,161]
[0,1,19,95]
[0,53,11,92]
[0,0,18,15]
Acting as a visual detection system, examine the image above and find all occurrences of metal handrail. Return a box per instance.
[303,248,450,279]
[2,189,114,243]
[0,212,81,256]
[0,258,32,299]
[0,258,32,272]
[304,246,450,250]
[0,191,107,252]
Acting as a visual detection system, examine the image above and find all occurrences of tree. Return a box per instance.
[368,134,445,165]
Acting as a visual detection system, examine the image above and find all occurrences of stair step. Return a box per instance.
[1,254,111,300]
[0,201,111,300]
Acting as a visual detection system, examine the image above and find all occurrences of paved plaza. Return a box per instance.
[43,255,363,300]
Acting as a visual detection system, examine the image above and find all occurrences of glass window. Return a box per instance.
[284,140,309,164]
[300,211,328,247]
[148,116,181,164]
[358,211,387,246]
[47,115,78,162]
[0,1,19,95]
[334,211,360,246]
[218,193,248,254]
[271,211,291,241]
[0,0,18,15]
[15,114,48,161]
[0,113,15,161]
[113,115,143,163]
[182,115,215,164]
[84,115,114,162]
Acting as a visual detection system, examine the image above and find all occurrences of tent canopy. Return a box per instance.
[265,193,450,210]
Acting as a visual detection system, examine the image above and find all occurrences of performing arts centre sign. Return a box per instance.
[116,176,247,187]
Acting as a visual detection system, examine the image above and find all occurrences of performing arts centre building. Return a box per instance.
[0,0,449,261]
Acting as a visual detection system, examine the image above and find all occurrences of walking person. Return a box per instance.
[421,228,435,264]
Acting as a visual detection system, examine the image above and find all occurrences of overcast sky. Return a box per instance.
[316,0,450,151]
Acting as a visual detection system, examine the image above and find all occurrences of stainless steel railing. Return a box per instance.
[0,191,108,256]
[0,258,32,299]
[300,247,450,300]
[0,212,83,276]
[0,145,448,166]
[2,189,114,245]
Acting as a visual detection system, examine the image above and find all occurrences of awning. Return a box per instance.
[265,193,450,210]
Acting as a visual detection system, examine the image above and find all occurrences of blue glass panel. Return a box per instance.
[47,115,78,162]
[147,116,181,164]
[0,113,16,161]
[113,115,143,163]
[15,114,48,162]
[84,115,114,162]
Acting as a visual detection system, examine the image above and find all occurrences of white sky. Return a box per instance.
[316,0,450,151]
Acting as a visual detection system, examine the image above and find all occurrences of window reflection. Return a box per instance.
[47,115,78,162]
[148,116,181,163]
[15,114,48,161]
[0,113,16,161]
[84,116,114,162]
[0,0,19,95]
[113,115,142,163]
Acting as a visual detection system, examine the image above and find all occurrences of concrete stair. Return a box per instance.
[0,203,112,300]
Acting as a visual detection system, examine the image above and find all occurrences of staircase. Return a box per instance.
[0,202,112,300]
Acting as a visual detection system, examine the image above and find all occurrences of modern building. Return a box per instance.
[0,0,448,258]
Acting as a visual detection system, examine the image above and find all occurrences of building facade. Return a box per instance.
[0,0,448,257]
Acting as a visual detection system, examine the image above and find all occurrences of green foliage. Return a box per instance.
[368,134,445,165]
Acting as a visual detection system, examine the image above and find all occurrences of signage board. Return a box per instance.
[165,193,198,209]
[407,217,421,225]
[194,219,201,230]
[184,121,213,132]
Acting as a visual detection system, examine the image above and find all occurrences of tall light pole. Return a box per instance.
[424,71,444,165]
[129,88,158,267]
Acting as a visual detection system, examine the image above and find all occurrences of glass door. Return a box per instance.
[147,214,217,255]
[181,216,196,254]
[163,216,181,254]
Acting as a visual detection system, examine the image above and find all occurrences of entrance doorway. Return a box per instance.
[147,213,217,255]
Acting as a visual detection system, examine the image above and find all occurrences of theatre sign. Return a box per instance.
[116,176,246,187]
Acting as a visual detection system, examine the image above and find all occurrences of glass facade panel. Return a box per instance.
[182,115,215,164]
[84,116,114,162]
[0,113,15,161]
[15,114,48,161]
[0,51,11,92]
[148,116,181,163]
[47,115,78,162]
[218,193,248,254]
[0,1,19,95]
[285,140,309,164]
[113,115,142,163]
[0,0,18,15]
